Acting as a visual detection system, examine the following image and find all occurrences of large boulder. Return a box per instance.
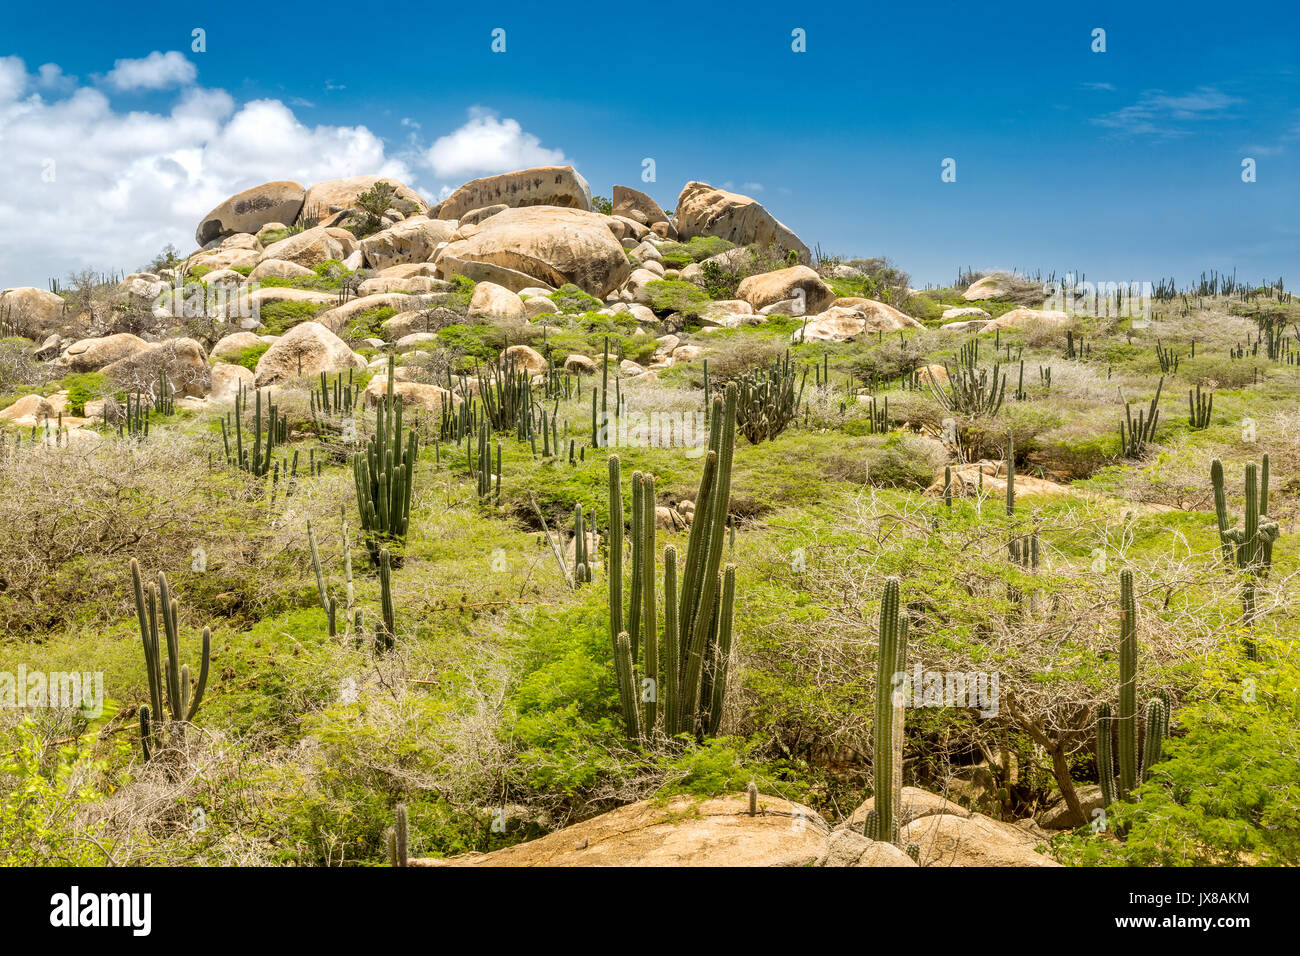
[358,218,458,271]
[902,812,1061,867]
[612,185,669,225]
[831,298,924,329]
[503,344,546,375]
[436,206,631,297]
[56,333,151,372]
[435,165,592,221]
[247,259,314,283]
[789,305,914,343]
[211,331,269,361]
[209,362,253,402]
[258,227,345,270]
[736,266,834,315]
[362,376,458,414]
[962,274,1012,301]
[0,287,67,337]
[817,830,918,868]
[414,793,829,867]
[0,394,56,422]
[468,283,527,322]
[302,176,429,219]
[196,181,305,246]
[675,182,810,264]
[253,321,366,386]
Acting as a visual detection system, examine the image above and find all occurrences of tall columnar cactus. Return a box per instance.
[866,577,908,845]
[132,559,210,760]
[1211,456,1281,651]
[607,385,739,741]
[1005,434,1015,516]
[389,803,409,867]
[1095,570,1168,805]
[353,359,418,564]
[374,548,396,651]
[1188,385,1213,430]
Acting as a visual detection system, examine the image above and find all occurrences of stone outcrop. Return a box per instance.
[196,181,305,245]
[435,166,592,221]
[674,182,810,263]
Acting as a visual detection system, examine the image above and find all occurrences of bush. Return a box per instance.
[657,237,735,269]
[550,284,602,314]
[259,300,327,335]
[645,279,708,316]
[61,372,108,415]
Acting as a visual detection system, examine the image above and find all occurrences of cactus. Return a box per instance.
[374,548,395,651]
[929,360,1006,417]
[866,577,908,846]
[389,803,409,867]
[1155,339,1179,373]
[353,358,418,564]
[747,781,758,816]
[132,559,210,759]
[1118,377,1163,458]
[943,465,953,510]
[1188,385,1213,429]
[734,351,805,443]
[221,382,282,477]
[1095,570,1167,804]
[606,385,739,741]
[1005,435,1015,515]
[1210,456,1281,651]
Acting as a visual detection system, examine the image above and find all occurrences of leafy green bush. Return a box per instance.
[657,237,735,269]
[60,372,108,415]
[259,300,328,335]
[645,279,709,315]
[225,343,271,372]
[550,284,602,314]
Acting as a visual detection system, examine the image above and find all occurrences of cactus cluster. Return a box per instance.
[353,361,418,564]
[608,384,739,741]
[734,351,805,444]
[1188,384,1213,429]
[1095,570,1169,805]
[221,382,286,477]
[1211,456,1281,653]
[1118,376,1163,458]
[132,559,210,760]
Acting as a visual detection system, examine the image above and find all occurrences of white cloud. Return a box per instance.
[425,106,566,179]
[0,57,413,288]
[105,51,197,91]
[1093,86,1242,136]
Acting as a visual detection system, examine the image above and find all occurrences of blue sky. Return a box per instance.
[1,0,1297,290]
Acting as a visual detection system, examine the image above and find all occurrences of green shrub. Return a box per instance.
[61,372,108,415]
[260,300,328,335]
[550,284,602,314]
[656,236,735,269]
[225,343,271,372]
[645,279,709,315]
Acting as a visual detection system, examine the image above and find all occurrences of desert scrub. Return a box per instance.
[549,283,602,314]
[343,306,398,341]
[260,299,328,335]
[645,279,709,315]
[222,343,271,372]
[59,371,108,415]
[656,236,734,269]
